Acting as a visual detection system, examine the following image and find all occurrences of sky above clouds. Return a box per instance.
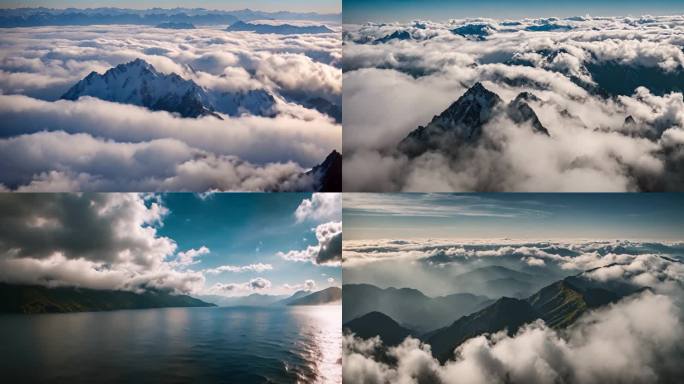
[344,0,684,23]
[0,0,341,13]
[0,193,342,297]
[344,193,684,241]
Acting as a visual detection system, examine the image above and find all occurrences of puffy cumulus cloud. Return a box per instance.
[343,291,684,384]
[284,279,318,292]
[295,193,342,222]
[210,277,273,294]
[203,263,273,274]
[278,221,342,266]
[0,24,341,192]
[0,193,207,294]
[174,246,210,267]
[343,15,684,191]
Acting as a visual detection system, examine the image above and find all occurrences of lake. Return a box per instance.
[0,305,341,383]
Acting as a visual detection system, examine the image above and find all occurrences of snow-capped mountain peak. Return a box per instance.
[61,59,276,118]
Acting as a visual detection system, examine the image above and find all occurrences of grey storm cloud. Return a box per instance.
[0,193,205,293]
[0,24,341,191]
[342,15,684,192]
[278,221,343,266]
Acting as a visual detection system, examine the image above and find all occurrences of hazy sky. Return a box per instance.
[343,193,684,241]
[0,0,341,13]
[343,0,684,23]
[158,193,341,291]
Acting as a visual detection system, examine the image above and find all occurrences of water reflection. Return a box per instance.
[0,305,342,383]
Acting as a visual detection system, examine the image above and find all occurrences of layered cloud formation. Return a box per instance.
[0,22,341,191]
[343,15,684,191]
[343,239,684,383]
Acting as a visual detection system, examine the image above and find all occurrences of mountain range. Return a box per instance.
[226,21,333,35]
[287,287,342,305]
[200,287,341,307]
[343,283,491,332]
[344,267,646,362]
[398,82,549,158]
[0,282,215,314]
[0,8,341,28]
[61,59,276,119]
[306,150,343,192]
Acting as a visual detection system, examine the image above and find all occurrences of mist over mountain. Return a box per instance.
[288,287,342,305]
[343,15,684,191]
[343,284,491,332]
[343,239,684,383]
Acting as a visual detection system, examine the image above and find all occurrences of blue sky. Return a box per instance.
[158,193,341,296]
[343,0,684,23]
[0,0,341,13]
[343,193,684,241]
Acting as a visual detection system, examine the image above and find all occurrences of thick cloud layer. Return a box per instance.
[0,23,341,191]
[343,15,684,191]
[344,239,684,296]
[343,238,684,383]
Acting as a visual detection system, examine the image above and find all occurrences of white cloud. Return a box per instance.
[295,192,341,222]
[342,15,684,191]
[203,263,273,274]
[0,24,341,191]
[0,193,206,294]
[278,221,342,265]
[175,246,210,267]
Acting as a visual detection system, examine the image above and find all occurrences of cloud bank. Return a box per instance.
[0,23,341,191]
[343,15,684,191]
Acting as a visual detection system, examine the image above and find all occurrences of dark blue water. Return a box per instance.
[0,305,341,384]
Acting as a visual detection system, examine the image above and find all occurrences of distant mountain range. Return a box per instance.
[344,266,646,362]
[61,59,276,119]
[156,22,195,29]
[343,283,491,332]
[287,287,342,305]
[0,8,341,28]
[226,21,333,34]
[200,287,341,308]
[398,82,549,158]
[0,283,215,314]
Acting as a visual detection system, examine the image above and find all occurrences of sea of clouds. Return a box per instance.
[0,23,341,191]
[342,238,684,383]
[343,15,684,191]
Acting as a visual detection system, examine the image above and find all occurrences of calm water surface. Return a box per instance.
[0,305,341,383]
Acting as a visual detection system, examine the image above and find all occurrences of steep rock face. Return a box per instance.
[398,82,503,156]
[61,59,276,118]
[398,83,550,157]
[507,92,550,136]
[306,150,342,192]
